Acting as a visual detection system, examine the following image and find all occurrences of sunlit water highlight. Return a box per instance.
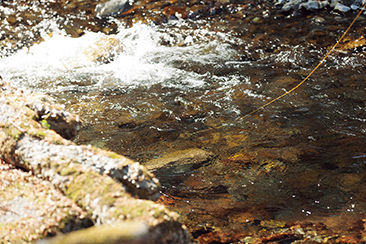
[0,22,246,90]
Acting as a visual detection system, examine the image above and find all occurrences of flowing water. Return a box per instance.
[1,0,366,241]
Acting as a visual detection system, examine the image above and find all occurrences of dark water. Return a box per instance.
[1,0,366,241]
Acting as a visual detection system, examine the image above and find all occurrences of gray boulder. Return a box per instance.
[95,0,132,18]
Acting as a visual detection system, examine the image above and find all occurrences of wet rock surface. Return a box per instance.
[83,35,124,64]
[95,0,132,19]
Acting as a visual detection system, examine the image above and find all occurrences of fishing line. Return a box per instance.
[241,2,366,119]
[191,5,366,135]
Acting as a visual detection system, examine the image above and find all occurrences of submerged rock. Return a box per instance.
[144,148,215,186]
[145,148,214,171]
[83,35,124,64]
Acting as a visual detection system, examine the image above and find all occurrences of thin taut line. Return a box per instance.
[241,2,366,119]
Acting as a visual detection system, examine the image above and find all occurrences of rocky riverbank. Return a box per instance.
[0,81,190,243]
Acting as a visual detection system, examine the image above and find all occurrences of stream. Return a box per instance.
[1,0,366,242]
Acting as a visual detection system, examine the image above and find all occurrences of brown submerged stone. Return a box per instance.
[162,6,188,19]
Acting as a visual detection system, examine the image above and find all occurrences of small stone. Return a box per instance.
[280,0,302,12]
[301,0,320,10]
[333,2,351,12]
[260,219,286,228]
[162,6,188,19]
[241,236,255,243]
[252,17,260,23]
[311,16,326,24]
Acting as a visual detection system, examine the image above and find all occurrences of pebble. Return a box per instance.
[311,16,326,24]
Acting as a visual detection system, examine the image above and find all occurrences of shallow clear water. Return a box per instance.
[1,1,366,239]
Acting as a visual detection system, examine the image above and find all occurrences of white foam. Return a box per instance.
[0,22,242,91]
